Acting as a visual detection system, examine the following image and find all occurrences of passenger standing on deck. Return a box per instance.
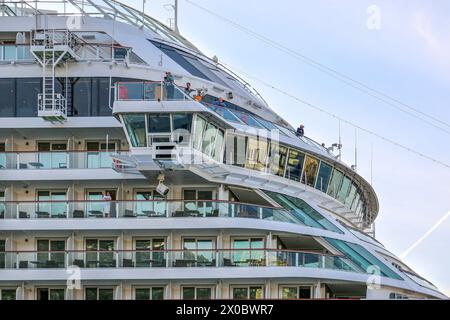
[296,124,305,137]
[164,71,175,100]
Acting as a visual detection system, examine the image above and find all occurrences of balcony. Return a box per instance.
[0,200,299,223]
[0,150,128,170]
[0,249,360,273]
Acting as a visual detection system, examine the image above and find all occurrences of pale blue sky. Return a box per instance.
[125,0,449,295]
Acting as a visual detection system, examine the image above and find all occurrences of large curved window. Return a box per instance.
[301,155,319,187]
[285,149,305,182]
[267,144,288,176]
[264,191,343,233]
[148,114,171,133]
[123,114,147,147]
[315,162,332,193]
[327,170,343,198]
[193,116,207,151]
[246,137,269,172]
[337,176,351,203]
[324,238,402,280]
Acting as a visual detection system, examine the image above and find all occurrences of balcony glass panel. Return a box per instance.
[230,110,264,128]
[207,105,242,123]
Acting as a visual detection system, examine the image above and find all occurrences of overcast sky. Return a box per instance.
[40,0,450,295]
[129,0,450,295]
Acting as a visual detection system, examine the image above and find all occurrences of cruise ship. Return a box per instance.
[0,0,445,300]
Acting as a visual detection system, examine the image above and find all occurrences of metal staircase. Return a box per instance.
[30,29,79,122]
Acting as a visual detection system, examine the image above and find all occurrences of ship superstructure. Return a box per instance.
[0,0,445,300]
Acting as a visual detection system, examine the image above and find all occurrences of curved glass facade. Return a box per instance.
[120,109,369,223]
[224,132,367,220]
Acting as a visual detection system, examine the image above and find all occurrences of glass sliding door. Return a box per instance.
[183,238,215,267]
[232,286,264,300]
[183,190,214,216]
[37,142,67,169]
[135,287,164,300]
[232,238,264,266]
[86,142,116,168]
[85,239,115,268]
[85,288,114,300]
[37,191,67,218]
[281,286,313,299]
[36,239,65,268]
[182,287,213,300]
[134,191,165,217]
[37,288,65,300]
[135,239,165,267]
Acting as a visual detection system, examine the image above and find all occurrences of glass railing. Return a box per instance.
[0,45,34,62]
[0,151,128,170]
[115,81,191,101]
[0,200,297,221]
[0,249,360,273]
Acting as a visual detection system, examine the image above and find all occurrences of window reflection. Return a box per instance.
[245,137,269,172]
[301,156,319,187]
[267,143,287,176]
[285,149,305,182]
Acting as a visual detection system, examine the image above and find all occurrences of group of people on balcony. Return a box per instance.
[163,71,307,138]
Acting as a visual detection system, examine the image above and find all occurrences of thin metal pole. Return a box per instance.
[174,0,179,33]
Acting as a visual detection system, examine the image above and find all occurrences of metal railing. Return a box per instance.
[0,150,129,170]
[0,200,299,223]
[115,81,191,102]
[0,44,34,62]
[0,248,359,273]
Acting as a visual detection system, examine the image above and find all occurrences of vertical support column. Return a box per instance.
[266,279,271,299]
[314,281,322,299]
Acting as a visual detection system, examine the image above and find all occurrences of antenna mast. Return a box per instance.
[354,128,358,172]
[174,0,179,33]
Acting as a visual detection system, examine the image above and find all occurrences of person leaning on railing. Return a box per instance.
[184,82,195,98]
